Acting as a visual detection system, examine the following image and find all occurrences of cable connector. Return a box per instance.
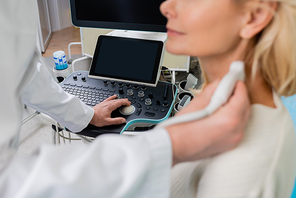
[156,61,245,128]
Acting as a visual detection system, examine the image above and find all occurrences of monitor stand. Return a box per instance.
[107,30,167,43]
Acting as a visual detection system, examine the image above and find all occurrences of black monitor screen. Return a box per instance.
[70,0,167,32]
[89,35,164,84]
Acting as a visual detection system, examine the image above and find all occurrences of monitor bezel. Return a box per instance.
[88,35,164,87]
[69,0,167,33]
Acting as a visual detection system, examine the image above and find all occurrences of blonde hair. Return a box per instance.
[250,0,296,96]
[198,1,296,96]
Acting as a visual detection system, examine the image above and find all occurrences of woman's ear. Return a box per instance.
[240,1,278,39]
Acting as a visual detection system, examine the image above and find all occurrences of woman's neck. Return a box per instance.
[199,56,275,108]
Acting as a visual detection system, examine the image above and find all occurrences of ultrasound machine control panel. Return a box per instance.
[60,35,177,137]
[61,71,177,137]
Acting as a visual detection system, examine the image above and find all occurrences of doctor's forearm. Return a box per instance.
[0,129,172,198]
[21,61,94,132]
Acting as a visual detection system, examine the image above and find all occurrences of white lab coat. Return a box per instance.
[0,0,172,197]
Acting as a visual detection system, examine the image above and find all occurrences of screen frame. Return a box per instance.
[69,0,167,32]
[88,35,164,87]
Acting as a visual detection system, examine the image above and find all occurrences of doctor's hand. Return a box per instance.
[166,80,251,166]
[90,95,131,127]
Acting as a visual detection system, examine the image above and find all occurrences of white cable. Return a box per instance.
[156,61,245,128]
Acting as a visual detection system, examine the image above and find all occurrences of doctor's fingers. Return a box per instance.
[105,94,118,101]
[209,81,250,150]
[217,81,251,127]
[105,98,131,111]
[228,81,250,119]
[104,117,127,126]
[103,95,131,107]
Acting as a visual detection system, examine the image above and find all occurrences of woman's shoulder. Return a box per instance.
[170,92,296,198]
[249,90,293,126]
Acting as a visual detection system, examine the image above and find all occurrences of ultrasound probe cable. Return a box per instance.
[156,61,245,129]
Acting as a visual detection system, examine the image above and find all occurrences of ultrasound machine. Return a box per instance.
[60,0,178,138]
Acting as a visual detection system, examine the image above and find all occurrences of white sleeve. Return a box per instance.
[0,128,172,198]
[21,59,94,132]
[0,1,173,197]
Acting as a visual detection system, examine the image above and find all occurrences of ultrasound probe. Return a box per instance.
[156,61,245,128]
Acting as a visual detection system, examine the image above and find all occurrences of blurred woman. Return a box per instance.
[161,0,296,197]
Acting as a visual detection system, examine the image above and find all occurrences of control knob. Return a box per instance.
[126,83,131,88]
[127,89,134,96]
[118,82,123,87]
[134,84,139,89]
[141,85,147,90]
[163,100,169,107]
[111,81,116,86]
[103,80,108,85]
[145,98,152,106]
[119,88,124,94]
[148,92,154,99]
[73,76,77,81]
[81,77,86,82]
[138,91,145,98]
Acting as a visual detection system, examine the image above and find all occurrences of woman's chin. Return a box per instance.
[165,43,187,56]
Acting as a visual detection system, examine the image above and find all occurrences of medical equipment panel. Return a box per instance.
[61,71,177,137]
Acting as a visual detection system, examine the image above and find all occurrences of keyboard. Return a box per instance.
[62,85,116,106]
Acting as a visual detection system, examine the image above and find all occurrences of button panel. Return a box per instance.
[60,71,177,137]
